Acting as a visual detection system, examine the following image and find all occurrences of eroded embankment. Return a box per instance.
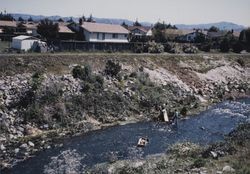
[0,53,250,169]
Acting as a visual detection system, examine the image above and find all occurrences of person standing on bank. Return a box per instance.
[173,109,179,127]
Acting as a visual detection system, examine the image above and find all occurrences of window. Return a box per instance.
[124,34,127,38]
[112,33,118,39]
[97,33,100,39]
[102,33,105,40]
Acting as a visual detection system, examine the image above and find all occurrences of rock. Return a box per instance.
[28,141,35,147]
[222,165,235,172]
[0,144,6,151]
[14,148,20,153]
[20,143,28,149]
[210,151,218,159]
[216,171,223,174]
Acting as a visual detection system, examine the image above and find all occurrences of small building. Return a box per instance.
[70,22,129,43]
[11,35,41,51]
[128,26,152,36]
[177,30,207,42]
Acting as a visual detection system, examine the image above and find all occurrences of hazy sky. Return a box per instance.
[1,0,250,26]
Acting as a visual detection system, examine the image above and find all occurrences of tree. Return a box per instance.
[208,26,219,32]
[58,18,64,22]
[220,38,230,52]
[153,28,167,43]
[67,17,74,23]
[0,12,15,21]
[37,18,59,43]
[133,19,142,27]
[28,16,33,22]
[121,21,128,28]
[18,17,24,22]
[87,14,94,22]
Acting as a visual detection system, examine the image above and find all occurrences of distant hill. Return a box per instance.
[175,22,245,31]
[11,13,245,31]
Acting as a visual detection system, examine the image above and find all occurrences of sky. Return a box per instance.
[1,0,250,26]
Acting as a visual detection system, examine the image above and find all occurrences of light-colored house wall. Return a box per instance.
[84,31,128,43]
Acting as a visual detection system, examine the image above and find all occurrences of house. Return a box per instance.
[0,20,17,40]
[0,20,17,31]
[207,31,228,40]
[177,30,207,42]
[128,26,152,36]
[70,22,129,43]
[16,22,38,36]
[58,23,75,40]
[11,35,42,51]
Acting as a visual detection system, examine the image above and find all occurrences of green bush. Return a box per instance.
[192,158,206,168]
[236,58,245,67]
[220,38,230,52]
[105,60,121,77]
[72,65,92,81]
[233,41,244,53]
[147,41,164,53]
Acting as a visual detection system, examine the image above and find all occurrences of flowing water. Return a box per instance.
[4,98,250,174]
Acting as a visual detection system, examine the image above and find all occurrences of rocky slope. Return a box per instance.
[0,53,250,169]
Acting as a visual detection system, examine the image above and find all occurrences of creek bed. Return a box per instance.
[3,98,250,174]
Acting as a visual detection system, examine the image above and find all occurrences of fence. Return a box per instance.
[54,41,146,52]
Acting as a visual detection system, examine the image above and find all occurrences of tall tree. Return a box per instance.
[18,17,24,22]
[28,16,33,22]
[208,26,219,32]
[87,14,94,22]
[58,18,64,22]
[37,18,59,43]
[0,12,15,21]
[133,19,142,27]
[121,21,128,28]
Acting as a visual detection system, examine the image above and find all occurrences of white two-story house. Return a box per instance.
[70,22,129,43]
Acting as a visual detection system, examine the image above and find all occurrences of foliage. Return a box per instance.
[232,41,244,53]
[220,38,230,52]
[147,41,164,53]
[236,58,245,67]
[199,42,211,52]
[58,18,64,22]
[192,158,206,168]
[104,60,122,77]
[0,12,15,21]
[18,17,24,22]
[28,16,33,22]
[152,28,167,43]
[133,20,142,27]
[37,18,59,43]
[121,21,128,28]
[87,14,94,22]
[208,26,220,32]
[153,22,177,30]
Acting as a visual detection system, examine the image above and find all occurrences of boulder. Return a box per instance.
[222,165,235,172]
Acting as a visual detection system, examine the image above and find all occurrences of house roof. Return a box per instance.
[207,31,227,38]
[81,22,129,34]
[58,24,74,33]
[13,35,39,40]
[22,22,38,30]
[128,26,151,33]
[0,20,17,27]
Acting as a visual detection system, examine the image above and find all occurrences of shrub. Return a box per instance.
[72,65,92,81]
[180,107,187,116]
[147,41,164,53]
[220,38,230,52]
[104,60,121,77]
[199,43,211,52]
[236,58,245,67]
[192,158,206,168]
[233,41,244,53]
